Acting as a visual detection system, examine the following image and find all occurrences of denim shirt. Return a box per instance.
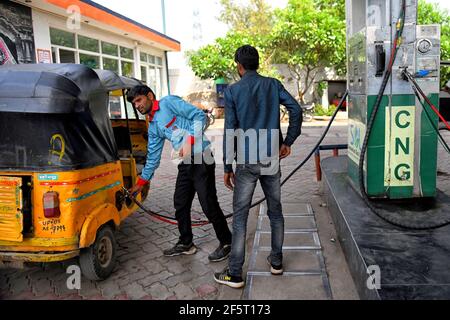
[141,95,210,181]
[223,71,302,173]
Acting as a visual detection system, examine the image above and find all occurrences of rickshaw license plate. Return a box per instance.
[0,176,23,242]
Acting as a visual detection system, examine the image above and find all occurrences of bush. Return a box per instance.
[314,104,337,116]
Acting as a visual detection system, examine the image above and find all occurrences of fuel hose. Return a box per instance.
[357,0,450,230]
[123,93,348,226]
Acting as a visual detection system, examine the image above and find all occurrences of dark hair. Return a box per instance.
[234,45,259,71]
[126,85,155,103]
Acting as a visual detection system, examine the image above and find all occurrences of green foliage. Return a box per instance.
[314,0,345,20]
[314,104,337,116]
[188,0,450,94]
[186,36,236,81]
[187,0,278,82]
[218,0,274,37]
[268,0,346,102]
[186,33,278,81]
[315,81,328,100]
[418,0,450,88]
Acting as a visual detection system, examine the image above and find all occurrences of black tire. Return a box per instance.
[79,225,117,281]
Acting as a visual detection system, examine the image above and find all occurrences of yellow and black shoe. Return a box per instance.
[213,268,244,288]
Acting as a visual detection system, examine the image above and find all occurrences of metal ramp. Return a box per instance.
[243,202,333,300]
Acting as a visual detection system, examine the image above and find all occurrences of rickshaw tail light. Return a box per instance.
[43,191,61,218]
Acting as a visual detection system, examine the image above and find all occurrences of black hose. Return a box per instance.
[124,93,348,225]
[250,92,348,208]
[358,0,450,230]
[407,72,450,153]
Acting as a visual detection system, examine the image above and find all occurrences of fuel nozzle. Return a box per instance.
[121,186,131,198]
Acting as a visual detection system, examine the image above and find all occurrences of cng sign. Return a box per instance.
[384,106,415,187]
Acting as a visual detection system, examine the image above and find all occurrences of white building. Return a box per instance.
[0,0,181,99]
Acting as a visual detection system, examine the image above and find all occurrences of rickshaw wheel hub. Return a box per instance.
[97,236,113,267]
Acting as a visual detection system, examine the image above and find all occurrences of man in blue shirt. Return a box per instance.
[127,86,232,261]
[214,45,302,288]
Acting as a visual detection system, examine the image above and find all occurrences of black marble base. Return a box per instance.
[322,156,450,300]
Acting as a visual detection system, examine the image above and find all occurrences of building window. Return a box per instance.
[140,66,147,83]
[102,42,118,56]
[78,35,99,52]
[120,46,133,60]
[59,49,76,63]
[79,53,99,69]
[121,61,134,77]
[140,52,164,98]
[140,52,147,63]
[50,28,75,48]
[103,57,119,73]
[50,27,136,77]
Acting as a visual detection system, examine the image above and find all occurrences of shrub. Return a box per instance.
[314,104,337,116]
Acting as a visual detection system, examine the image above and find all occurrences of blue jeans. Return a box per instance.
[228,163,284,277]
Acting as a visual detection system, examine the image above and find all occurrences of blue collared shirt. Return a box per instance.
[223,71,302,173]
[141,95,210,181]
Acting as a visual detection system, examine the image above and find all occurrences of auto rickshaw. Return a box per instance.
[0,64,148,280]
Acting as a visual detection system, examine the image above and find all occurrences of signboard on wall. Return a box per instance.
[0,1,36,66]
[37,49,52,63]
[0,37,16,65]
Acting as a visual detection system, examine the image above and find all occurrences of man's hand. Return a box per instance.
[279,144,291,159]
[128,179,150,199]
[224,172,235,191]
[179,141,192,159]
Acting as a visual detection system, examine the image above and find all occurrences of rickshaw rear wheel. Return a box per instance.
[79,225,117,281]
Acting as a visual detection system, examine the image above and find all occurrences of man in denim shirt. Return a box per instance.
[127,85,232,261]
[214,45,302,288]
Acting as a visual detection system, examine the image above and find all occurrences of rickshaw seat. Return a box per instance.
[112,126,132,152]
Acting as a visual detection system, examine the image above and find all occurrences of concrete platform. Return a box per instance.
[322,156,450,300]
[243,203,333,300]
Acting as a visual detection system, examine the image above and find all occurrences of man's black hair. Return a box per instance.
[234,45,259,71]
[126,85,155,103]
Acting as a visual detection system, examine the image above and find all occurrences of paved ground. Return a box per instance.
[2,117,447,300]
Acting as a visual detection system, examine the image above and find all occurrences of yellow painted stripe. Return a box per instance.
[0,236,79,248]
[0,250,80,263]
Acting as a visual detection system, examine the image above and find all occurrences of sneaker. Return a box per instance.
[163,241,197,257]
[267,256,283,275]
[208,244,231,262]
[213,268,244,289]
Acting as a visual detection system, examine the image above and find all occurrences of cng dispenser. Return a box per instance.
[346,0,441,199]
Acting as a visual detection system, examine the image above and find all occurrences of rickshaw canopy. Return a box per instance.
[94,69,143,92]
[0,64,119,171]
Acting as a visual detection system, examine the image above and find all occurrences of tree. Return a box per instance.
[187,0,277,82]
[418,0,450,88]
[187,32,277,82]
[218,0,274,37]
[268,0,346,103]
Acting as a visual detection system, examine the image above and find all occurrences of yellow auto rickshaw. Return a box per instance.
[0,64,148,280]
